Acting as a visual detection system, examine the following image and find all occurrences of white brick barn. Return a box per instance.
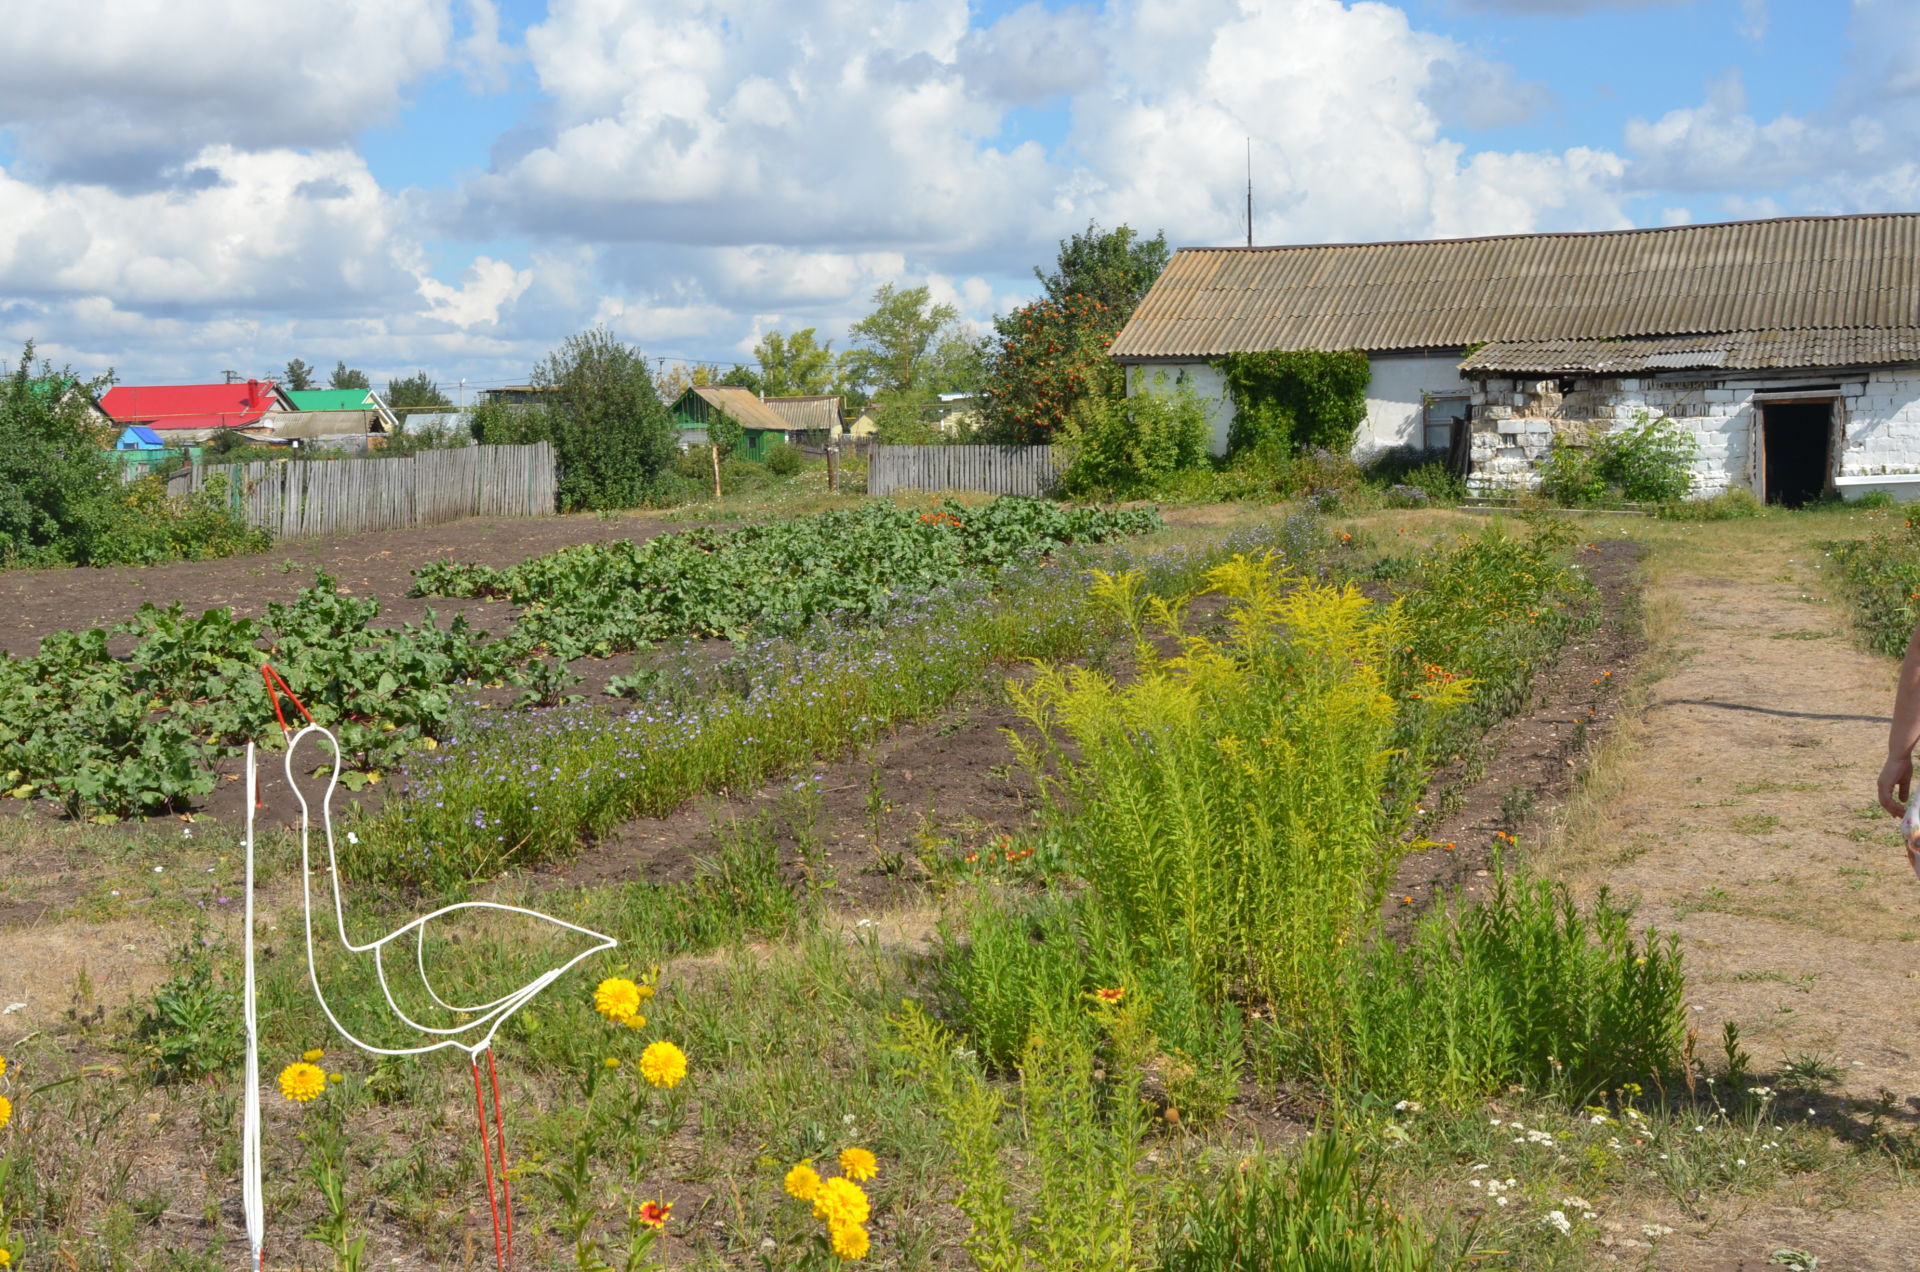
[1109,213,1920,505]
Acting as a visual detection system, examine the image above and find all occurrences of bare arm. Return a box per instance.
[1879,622,1920,815]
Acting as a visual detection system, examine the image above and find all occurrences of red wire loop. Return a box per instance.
[259,664,315,736]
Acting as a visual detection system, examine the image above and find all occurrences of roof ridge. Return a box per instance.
[1175,211,1920,256]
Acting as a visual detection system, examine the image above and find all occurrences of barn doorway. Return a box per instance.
[1759,400,1834,507]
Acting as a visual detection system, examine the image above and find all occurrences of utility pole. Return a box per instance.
[1246,137,1254,248]
[458,377,466,409]
[223,369,237,384]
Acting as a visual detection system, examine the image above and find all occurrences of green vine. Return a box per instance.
[1213,349,1371,458]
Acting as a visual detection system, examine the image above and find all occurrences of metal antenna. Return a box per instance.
[1246,138,1254,247]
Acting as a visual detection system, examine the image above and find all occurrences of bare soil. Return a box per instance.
[0,508,704,657]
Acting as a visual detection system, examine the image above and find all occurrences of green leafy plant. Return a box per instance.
[132,929,244,1081]
[1055,374,1211,498]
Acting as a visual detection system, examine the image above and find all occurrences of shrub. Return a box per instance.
[1829,517,1920,656]
[1161,1137,1436,1272]
[474,329,679,511]
[1853,489,1897,510]
[764,441,805,476]
[1009,554,1465,1036]
[1597,410,1698,503]
[1537,441,1607,506]
[1055,376,1210,498]
[0,345,117,565]
[83,472,270,566]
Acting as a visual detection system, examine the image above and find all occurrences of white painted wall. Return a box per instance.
[1121,354,1469,458]
[1358,354,1473,454]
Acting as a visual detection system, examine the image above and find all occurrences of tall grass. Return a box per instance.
[1159,1137,1436,1272]
[1334,870,1688,1105]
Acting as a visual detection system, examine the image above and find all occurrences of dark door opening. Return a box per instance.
[1760,401,1833,507]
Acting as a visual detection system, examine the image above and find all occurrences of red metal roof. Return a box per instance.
[99,380,279,430]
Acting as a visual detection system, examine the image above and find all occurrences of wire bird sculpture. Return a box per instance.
[242,667,615,1271]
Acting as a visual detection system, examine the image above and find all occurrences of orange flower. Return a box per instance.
[1094,987,1124,1004]
[637,1200,672,1230]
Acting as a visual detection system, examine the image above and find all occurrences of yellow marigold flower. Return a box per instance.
[595,977,643,1023]
[623,1014,648,1031]
[637,983,656,1002]
[811,1176,870,1229]
[278,1062,326,1102]
[838,1147,879,1182]
[0,1054,9,1078]
[603,1057,621,1069]
[783,1163,822,1201]
[829,1220,870,1260]
[302,1049,325,1062]
[639,1040,687,1090]
[0,1094,11,1130]
[328,1073,344,1084]
[0,1245,11,1266]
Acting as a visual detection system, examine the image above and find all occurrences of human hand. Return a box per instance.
[1879,750,1913,818]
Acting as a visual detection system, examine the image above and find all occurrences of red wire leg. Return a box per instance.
[487,1049,514,1257]
[471,1058,505,1271]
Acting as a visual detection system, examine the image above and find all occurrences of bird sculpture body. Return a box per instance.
[242,671,614,1271]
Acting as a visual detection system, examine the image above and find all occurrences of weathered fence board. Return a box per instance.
[867,445,1058,497]
[189,443,555,539]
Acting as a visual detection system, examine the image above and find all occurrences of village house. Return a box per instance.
[1111,212,1920,504]
[97,379,281,445]
[759,394,844,447]
[669,385,803,460]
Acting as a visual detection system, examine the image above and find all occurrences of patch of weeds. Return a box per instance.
[131,925,243,1081]
[1732,812,1783,835]
[1778,1053,1842,1091]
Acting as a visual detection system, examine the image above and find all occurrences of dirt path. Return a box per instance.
[1558,519,1920,1269]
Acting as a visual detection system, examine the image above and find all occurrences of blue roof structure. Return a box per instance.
[116,425,166,449]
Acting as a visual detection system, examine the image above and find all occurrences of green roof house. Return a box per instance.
[669,386,800,461]
[276,388,399,432]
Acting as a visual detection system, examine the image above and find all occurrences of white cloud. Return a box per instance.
[0,147,416,310]
[419,256,533,328]
[0,1,455,184]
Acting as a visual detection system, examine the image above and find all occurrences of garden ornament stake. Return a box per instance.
[243,665,616,1271]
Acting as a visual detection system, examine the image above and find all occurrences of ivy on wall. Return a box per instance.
[1214,349,1371,457]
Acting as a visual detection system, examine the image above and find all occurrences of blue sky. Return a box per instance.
[0,0,1909,388]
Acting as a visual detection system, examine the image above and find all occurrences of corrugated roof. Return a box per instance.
[100,381,279,430]
[760,395,843,431]
[687,386,794,432]
[1110,213,1920,360]
[1461,326,1920,374]
[280,388,377,411]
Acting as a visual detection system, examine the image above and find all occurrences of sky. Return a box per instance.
[0,0,1914,394]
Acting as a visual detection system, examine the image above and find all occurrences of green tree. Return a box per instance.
[282,358,315,391]
[530,328,679,511]
[385,371,451,413]
[753,328,838,397]
[843,284,961,399]
[0,345,117,564]
[1034,222,1171,312]
[719,363,763,393]
[329,361,371,391]
[983,222,1169,443]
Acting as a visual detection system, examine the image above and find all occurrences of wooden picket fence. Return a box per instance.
[867,444,1058,497]
[189,443,557,539]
